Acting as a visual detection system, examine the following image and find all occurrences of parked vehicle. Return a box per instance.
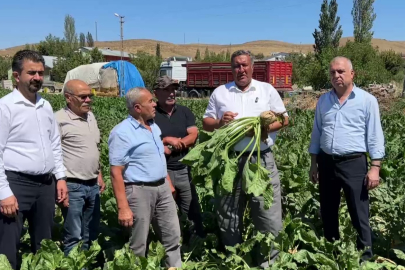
[179,61,293,98]
[159,56,191,88]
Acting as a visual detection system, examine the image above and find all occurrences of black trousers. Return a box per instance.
[318,151,372,261]
[0,171,55,270]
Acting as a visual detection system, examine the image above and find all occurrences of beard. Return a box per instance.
[28,80,43,93]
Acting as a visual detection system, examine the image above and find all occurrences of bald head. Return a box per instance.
[329,56,355,91]
[330,56,353,71]
[63,79,93,117]
[63,79,90,95]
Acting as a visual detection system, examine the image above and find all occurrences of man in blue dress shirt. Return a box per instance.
[309,56,385,261]
[108,87,181,268]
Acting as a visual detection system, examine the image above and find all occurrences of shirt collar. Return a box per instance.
[331,84,358,99]
[229,79,257,93]
[156,103,177,115]
[128,115,154,129]
[64,106,89,121]
[12,88,45,108]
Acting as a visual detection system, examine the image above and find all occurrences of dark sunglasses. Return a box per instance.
[68,93,94,101]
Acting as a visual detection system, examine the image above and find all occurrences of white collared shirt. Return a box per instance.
[203,79,288,152]
[0,89,66,200]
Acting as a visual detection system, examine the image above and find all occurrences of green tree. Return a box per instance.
[203,47,210,62]
[155,43,161,59]
[0,56,11,80]
[64,14,78,50]
[131,51,162,89]
[36,34,70,57]
[352,0,376,43]
[52,52,91,82]
[195,49,201,61]
[225,49,231,61]
[86,32,94,47]
[79,33,86,47]
[255,53,265,60]
[90,47,105,63]
[313,0,343,55]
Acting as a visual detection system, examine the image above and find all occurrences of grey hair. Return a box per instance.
[62,84,74,95]
[125,87,149,111]
[231,50,254,64]
[331,56,353,71]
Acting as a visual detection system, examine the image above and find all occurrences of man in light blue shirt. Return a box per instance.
[108,87,181,268]
[308,56,385,262]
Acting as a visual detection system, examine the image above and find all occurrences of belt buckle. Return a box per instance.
[332,155,340,161]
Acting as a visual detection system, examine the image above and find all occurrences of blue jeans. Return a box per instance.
[62,179,101,256]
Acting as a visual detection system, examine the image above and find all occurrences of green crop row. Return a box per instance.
[0,89,404,269]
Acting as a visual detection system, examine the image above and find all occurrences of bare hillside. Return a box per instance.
[1,37,404,58]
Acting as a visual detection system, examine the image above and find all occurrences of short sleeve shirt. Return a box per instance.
[154,104,196,170]
[203,79,288,152]
[54,108,100,180]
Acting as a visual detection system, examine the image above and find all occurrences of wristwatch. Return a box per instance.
[58,176,67,181]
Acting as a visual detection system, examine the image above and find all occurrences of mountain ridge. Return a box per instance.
[1,37,404,58]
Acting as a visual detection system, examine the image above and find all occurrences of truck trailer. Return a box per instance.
[177,60,293,98]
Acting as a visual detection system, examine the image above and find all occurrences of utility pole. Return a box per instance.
[95,21,98,41]
[114,13,125,96]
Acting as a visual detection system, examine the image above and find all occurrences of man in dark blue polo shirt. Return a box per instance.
[153,76,205,240]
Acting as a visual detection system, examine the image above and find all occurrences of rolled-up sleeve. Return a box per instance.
[0,105,13,200]
[50,109,66,180]
[308,97,323,155]
[108,129,131,166]
[203,92,218,119]
[270,87,288,117]
[366,96,385,159]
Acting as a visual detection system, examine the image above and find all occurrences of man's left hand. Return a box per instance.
[56,180,68,203]
[366,167,380,190]
[98,175,106,193]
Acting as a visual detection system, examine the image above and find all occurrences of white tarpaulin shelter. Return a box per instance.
[63,62,109,91]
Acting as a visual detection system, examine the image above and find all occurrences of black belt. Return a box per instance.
[5,170,53,182]
[234,147,271,157]
[322,151,365,161]
[125,178,166,187]
[67,177,98,185]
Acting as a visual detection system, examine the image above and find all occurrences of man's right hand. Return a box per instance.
[164,137,184,151]
[309,163,319,184]
[219,111,238,127]
[0,195,19,218]
[118,206,134,227]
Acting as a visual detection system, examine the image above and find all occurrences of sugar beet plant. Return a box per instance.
[0,89,404,269]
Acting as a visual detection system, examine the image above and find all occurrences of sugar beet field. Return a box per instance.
[0,89,405,270]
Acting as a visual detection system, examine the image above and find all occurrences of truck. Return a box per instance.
[159,56,192,88]
[174,60,293,98]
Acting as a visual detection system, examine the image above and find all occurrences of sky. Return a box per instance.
[1,0,404,50]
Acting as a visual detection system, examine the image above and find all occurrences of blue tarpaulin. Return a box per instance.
[102,61,145,96]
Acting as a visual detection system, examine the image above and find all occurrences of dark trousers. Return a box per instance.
[0,171,55,270]
[318,151,372,261]
[215,151,282,268]
[167,167,205,238]
[61,178,100,256]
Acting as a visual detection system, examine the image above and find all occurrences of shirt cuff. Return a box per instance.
[369,152,385,160]
[0,186,14,200]
[54,172,66,180]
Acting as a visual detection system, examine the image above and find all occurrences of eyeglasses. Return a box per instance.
[68,93,94,101]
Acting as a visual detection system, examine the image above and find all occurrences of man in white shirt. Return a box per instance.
[0,50,68,269]
[203,50,289,267]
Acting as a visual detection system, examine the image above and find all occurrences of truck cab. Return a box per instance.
[159,56,192,88]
